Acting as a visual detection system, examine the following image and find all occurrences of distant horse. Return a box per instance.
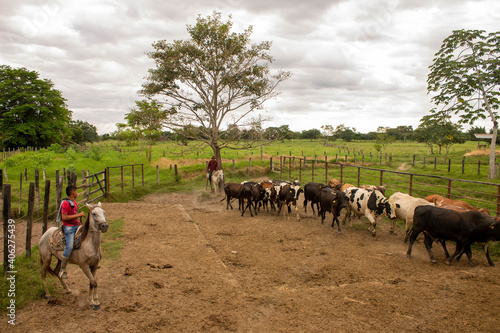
[207,170,224,193]
[38,202,108,309]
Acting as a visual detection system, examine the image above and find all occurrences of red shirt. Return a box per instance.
[207,160,218,172]
[61,200,81,227]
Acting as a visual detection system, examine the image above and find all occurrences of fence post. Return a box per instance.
[120,166,124,191]
[3,184,11,275]
[280,156,283,179]
[335,154,338,164]
[380,170,384,186]
[132,165,135,189]
[18,173,22,215]
[447,179,452,199]
[462,157,465,174]
[311,160,315,182]
[156,165,160,185]
[325,156,328,184]
[357,167,360,187]
[25,168,28,182]
[105,167,110,199]
[288,157,292,181]
[434,157,437,170]
[43,179,50,234]
[233,159,236,171]
[340,164,343,183]
[3,168,7,182]
[174,164,178,181]
[478,160,480,175]
[409,174,413,196]
[56,176,62,227]
[35,169,40,210]
[299,158,302,182]
[448,159,451,172]
[423,157,426,168]
[141,164,144,187]
[261,146,263,161]
[26,182,35,258]
[497,185,500,216]
[249,158,252,174]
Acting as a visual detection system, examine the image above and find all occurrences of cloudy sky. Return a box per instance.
[1,0,498,135]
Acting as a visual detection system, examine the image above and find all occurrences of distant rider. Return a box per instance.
[207,155,218,180]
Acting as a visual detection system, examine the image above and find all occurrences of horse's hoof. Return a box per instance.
[65,291,72,295]
[45,295,52,300]
[434,260,440,265]
[90,304,101,310]
[338,231,343,235]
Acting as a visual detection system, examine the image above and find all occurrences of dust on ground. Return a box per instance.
[3,191,500,332]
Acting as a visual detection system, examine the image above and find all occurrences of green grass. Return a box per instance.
[101,218,124,264]
[0,245,58,312]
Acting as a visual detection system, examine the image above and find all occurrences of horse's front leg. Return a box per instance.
[80,264,99,309]
[90,265,100,307]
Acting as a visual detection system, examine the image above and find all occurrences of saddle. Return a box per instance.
[49,226,84,251]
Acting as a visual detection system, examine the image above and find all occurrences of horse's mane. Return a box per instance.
[81,209,91,242]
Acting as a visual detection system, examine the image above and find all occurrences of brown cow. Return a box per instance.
[328,178,342,190]
[425,194,490,215]
[222,183,242,210]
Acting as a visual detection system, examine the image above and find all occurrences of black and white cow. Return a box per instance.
[406,205,500,267]
[343,187,397,236]
[277,184,302,221]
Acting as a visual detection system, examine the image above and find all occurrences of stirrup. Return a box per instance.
[59,270,68,279]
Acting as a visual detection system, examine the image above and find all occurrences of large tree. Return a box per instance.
[0,65,71,148]
[119,99,172,163]
[427,29,500,178]
[141,12,290,169]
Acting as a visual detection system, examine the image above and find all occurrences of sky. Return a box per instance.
[1,0,498,135]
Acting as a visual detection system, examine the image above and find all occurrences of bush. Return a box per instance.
[48,143,65,153]
[84,146,103,161]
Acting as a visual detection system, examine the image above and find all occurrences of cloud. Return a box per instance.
[0,0,498,135]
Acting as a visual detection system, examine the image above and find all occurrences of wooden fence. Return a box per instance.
[275,155,500,215]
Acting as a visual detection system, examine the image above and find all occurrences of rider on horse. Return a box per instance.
[59,185,85,279]
[207,155,218,180]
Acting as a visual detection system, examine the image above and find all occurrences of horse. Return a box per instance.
[207,169,224,193]
[38,202,108,310]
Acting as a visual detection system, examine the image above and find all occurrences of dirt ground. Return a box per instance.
[2,190,500,332]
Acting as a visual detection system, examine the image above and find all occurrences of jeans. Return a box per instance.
[63,225,79,258]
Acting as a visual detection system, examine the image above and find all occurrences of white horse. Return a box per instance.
[207,169,224,193]
[38,202,108,309]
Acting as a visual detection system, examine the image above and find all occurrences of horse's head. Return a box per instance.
[86,202,109,233]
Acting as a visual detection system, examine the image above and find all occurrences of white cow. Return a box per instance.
[344,187,397,236]
[388,192,434,241]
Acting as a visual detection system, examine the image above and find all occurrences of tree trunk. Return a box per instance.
[488,125,497,179]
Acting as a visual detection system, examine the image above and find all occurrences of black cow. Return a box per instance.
[222,182,242,210]
[303,182,326,215]
[406,205,500,267]
[237,182,265,217]
[319,188,347,234]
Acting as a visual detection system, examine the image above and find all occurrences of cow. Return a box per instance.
[388,192,435,241]
[303,182,326,215]
[222,182,242,210]
[277,185,301,221]
[328,178,342,190]
[319,187,347,234]
[406,205,500,267]
[260,181,277,212]
[237,182,265,217]
[360,184,386,196]
[425,194,490,215]
[343,187,397,236]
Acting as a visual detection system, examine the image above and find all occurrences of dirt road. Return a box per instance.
[3,191,500,332]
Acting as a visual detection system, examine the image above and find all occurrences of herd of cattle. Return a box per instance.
[221,179,500,268]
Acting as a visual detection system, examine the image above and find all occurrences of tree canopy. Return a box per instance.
[427,29,500,178]
[141,12,291,166]
[0,65,71,148]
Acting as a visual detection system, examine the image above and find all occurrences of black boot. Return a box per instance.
[59,257,69,279]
